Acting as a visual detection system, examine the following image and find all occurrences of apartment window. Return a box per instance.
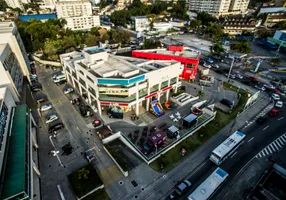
[65,67,70,73]
[72,71,77,79]
[78,70,84,75]
[88,87,96,96]
[87,76,94,83]
[79,78,86,86]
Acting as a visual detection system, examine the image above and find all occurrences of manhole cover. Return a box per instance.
[131,180,138,187]
[119,181,123,185]
[134,195,138,199]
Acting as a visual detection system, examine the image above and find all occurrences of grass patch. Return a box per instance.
[81,189,110,200]
[68,164,103,198]
[105,144,129,172]
[150,83,250,171]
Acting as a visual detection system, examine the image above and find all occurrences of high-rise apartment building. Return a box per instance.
[189,0,250,16]
[4,0,24,10]
[56,0,100,31]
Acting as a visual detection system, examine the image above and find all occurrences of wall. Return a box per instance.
[32,55,62,66]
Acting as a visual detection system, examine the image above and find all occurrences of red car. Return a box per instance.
[268,109,279,117]
[269,88,280,95]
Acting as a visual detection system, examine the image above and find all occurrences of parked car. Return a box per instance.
[263,84,275,89]
[236,74,243,79]
[84,151,95,162]
[229,74,236,79]
[212,64,219,68]
[56,79,67,86]
[52,66,58,71]
[174,180,192,195]
[45,114,58,124]
[207,58,214,63]
[256,116,267,124]
[275,101,283,108]
[255,85,266,91]
[268,109,279,117]
[203,63,211,68]
[64,87,74,94]
[220,98,234,108]
[48,122,64,133]
[40,103,53,112]
[36,94,48,104]
[271,93,280,101]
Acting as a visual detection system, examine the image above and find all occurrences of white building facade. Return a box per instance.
[0,22,30,82]
[4,0,24,10]
[56,0,100,31]
[131,16,149,32]
[0,43,23,102]
[60,47,183,116]
[189,0,249,16]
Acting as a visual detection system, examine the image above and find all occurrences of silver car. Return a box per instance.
[40,103,53,112]
[45,114,58,124]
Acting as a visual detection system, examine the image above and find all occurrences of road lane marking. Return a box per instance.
[231,151,237,158]
[269,144,276,152]
[278,117,284,121]
[264,148,269,154]
[272,142,279,149]
[248,137,254,143]
[263,125,269,131]
[281,136,286,143]
[277,138,284,145]
[266,147,272,153]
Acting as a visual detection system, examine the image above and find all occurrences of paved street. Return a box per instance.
[34,65,123,200]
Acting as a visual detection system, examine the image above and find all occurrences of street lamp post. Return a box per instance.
[227,57,235,83]
[49,136,64,167]
[275,41,285,58]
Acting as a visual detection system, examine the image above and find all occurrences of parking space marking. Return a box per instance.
[263,125,269,131]
[231,151,238,158]
[248,137,254,143]
[278,117,284,121]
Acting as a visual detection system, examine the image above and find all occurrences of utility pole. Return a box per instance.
[227,57,235,83]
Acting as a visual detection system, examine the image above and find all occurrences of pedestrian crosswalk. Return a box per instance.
[256,133,286,158]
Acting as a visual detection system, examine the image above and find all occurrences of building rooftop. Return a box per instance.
[135,48,200,59]
[0,105,29,200]
[0,22,15,34]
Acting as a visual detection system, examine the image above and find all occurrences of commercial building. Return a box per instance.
[268,30,286,49]
[60,47,184,116]
[132,45,200,81]
[0,43,24,102]
[189,0,250,16]
[130,16,149,32]
[221,15,256,35]
[0,22,30,79]
[56,0,100,31]
[0,87,40,200]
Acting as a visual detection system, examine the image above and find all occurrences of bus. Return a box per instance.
[210,131,246,165]
[53,74,66,83]
[187,167,228,200]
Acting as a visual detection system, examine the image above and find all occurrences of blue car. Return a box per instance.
[207,58,214,63]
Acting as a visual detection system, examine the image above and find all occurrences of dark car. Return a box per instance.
[36,94,48,103]
[107,108,123,119]
[174,180,192,195]
[256,116,267,124]
[31,82,42,90]
[56,79,67,86]
[48,122,65,133]
[220,98,234,108]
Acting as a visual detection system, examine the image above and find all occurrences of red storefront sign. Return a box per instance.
[161,86,172,92]
[144,92,158,99]
[100,102,129,107]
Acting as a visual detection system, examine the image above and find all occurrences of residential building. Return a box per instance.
[4,0,24,10]
[0,22,31,80]
[130,16,149,32]
[0,43,24,102]
[132,45,200,81]
[264,12,286,27]
[221,15,256,35]
[0,87,40,200]
[189,0,250,16]
[60,47,184,116]
[55,0,100,31]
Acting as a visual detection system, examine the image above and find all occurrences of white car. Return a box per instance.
[212,64,219,68]
[271,93,280,101]
[229,74,236,79]
[255,85,266,91]
[40,103,53,112]
[236,74,243,79]
[45,114,58,124]
[203,63,211,68]
[263,84,275,89]
[64,87,74,94]
[275,101,283,108]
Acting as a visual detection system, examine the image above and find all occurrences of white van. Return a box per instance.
[53,74,66,83]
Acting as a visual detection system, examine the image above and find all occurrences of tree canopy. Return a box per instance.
[210,42,225,55]
[230,40,252,54]
[197,11,217,26]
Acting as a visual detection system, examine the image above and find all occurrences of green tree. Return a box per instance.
[197,11,217,26]
[189,20,201,29]
[205,22,224,41]
[0,0,8,11]
[44,39,62,60]
[142,40,161,49]
[77,168,90,180]
[84,33,98,47]
[210,42,225,55]
[171,1,189,20]
[230,40,252,54]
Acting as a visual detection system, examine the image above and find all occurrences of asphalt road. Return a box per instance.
[171,97,286,200]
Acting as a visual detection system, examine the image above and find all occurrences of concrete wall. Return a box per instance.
[32,55,62,66]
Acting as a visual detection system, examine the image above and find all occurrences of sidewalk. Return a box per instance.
[120,91,272,200]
